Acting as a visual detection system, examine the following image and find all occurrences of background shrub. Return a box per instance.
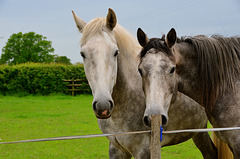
[0,63,91,95]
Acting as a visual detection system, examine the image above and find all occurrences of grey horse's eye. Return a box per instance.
[170,67,175,74]
[80,51,85,59]
[114,50,119,57]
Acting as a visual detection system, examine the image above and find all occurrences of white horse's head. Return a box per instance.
[137,28,178,127]
[72,9,118,119]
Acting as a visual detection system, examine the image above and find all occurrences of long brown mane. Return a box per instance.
[183,35,240,111]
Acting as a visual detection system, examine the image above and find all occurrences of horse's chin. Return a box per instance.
[96,114,112,119]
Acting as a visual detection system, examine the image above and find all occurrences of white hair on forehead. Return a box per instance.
[81,17,108,46]
[81,17,141,58]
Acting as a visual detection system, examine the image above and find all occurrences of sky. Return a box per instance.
[0,0,240,64]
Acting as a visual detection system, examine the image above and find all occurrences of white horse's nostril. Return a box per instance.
[109,100,114,110]
[93,101,97,111]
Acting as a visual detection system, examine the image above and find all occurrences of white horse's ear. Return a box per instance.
[72,10,87,33]
[137,28,149,47]
[166,28,177,48]
[106,8,117,30]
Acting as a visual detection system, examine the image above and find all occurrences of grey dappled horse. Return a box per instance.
[137,28,240,158]
[72,8,217,158]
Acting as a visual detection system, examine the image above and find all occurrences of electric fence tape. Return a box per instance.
[1,127,240,145]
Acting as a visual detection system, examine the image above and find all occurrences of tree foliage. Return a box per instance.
[0,63,91,95]
[0,32,55,65]
[54,56,71,65]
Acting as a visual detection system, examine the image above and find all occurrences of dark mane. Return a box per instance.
[182,35,240,111]
[139,37,175,61]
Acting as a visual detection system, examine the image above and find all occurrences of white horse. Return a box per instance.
[72,8,217,158]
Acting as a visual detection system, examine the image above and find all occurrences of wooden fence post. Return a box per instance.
[212,132,233,159]
[63,79,84,96]
[71,79,75,96]
[151,115,162,159]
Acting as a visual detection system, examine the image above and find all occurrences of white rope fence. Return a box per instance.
[1,127,240,145]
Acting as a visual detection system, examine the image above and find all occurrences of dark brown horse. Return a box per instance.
[137,28,240,158]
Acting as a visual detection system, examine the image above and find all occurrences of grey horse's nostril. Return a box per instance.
[143,115,167,127]
[162,115,168,126]
[143,116,151,127]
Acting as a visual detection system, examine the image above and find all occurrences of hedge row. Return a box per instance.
[0,63,91,95]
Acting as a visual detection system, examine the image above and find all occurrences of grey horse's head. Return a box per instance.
[137,28,178,127]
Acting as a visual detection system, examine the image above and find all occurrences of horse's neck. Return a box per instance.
[114,26,142,91]
[115,46,142,93]
[112,28,144,105]
[175,43,203,106]
[111,46,145,119]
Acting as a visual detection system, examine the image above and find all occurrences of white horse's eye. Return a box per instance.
[138,68,143,76]
[114,50,119,57]
[80,51,86,59]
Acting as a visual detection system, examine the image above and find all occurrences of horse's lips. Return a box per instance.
[95,110,111,119]
[96,114,112,119]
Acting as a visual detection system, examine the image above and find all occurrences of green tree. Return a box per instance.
[54,56,72,65]
[0,32,55,65]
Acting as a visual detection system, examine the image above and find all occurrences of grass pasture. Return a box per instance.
[0,95,203,158]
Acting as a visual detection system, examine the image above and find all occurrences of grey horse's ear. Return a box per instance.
[72,10,87,33]
[166,28,177,48]
[137,28,149,47]
[106,8,117,30]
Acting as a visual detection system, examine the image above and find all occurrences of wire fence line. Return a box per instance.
[1,127,240,145]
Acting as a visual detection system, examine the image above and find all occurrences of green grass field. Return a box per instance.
[0,95,204,158]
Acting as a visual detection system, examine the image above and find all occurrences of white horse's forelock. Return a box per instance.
[81,17,141,58]
[81,17,106,46]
